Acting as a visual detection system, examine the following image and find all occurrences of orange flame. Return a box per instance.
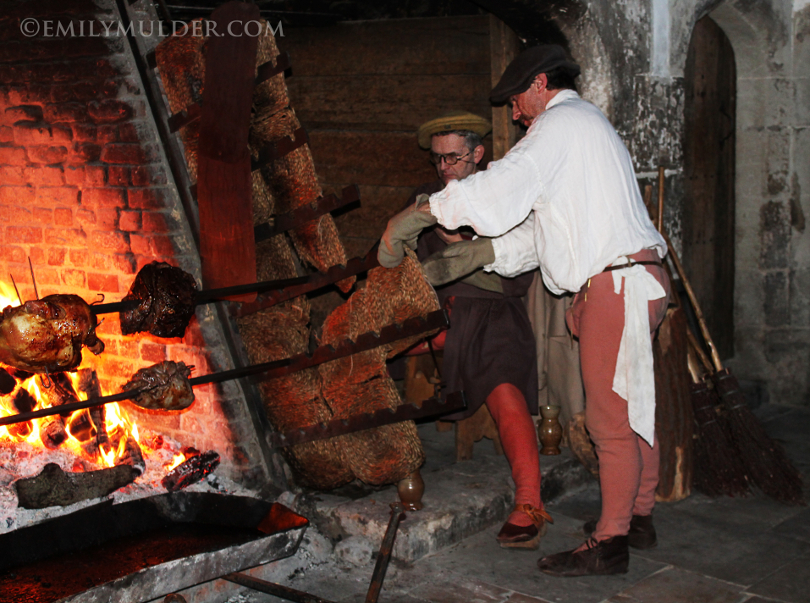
[0,284,170,474]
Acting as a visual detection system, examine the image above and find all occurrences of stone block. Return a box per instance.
[60,268,86,288]
[85,165,106,185]
[100,142,145,164]
[68,249,88,267]
[13,121,60,145]
[26,165,64,186]
[140,342,167,363]
[88,99,132,124]
[82,187,125,208]
[794,5,810,79]
[43,102,89,124]
[71,142,101,162]
[37,186,77,206]
[32,207,52,223]
[0,146,28,165]
[759,200,790,269]
[796,77,810,126]
[128,187,166,209]
[97,124,118,143]
[765,127,791,197]
[334,536,374,567]
[118,210,141,231]
[0,166,25,185]
[4,105,43,122]
[47,246,66,266]
[88,230,129,252]
[6,226,42,244]
[27,145,68,164]
[790,268,810,326]
[0,245,26,263]
[112,253,137,274]
[87,272,118,293]
[141,211,169,233]
[71,123,97,141]
[108,165,130,186]
[54,207,72,225]
[0,185,34,205]
[95,207,119,229]
[763,271,789,327]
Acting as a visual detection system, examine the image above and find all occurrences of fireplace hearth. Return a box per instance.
[0,492,308,603]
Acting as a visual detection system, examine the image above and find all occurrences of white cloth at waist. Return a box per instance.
[610,256,666,446]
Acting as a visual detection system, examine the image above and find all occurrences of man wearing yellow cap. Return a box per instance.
[393,111,550,550]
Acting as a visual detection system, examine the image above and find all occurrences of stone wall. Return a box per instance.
[542,0,809,405]
[708,0,810,405]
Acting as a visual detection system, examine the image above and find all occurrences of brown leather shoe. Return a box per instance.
[582,514,657,550]
[537,536,629,577]
[497,504,553,550]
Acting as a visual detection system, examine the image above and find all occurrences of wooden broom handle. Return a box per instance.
[686,327,714,373]
[662,230,724,372]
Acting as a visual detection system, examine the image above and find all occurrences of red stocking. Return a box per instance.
[486,383,543,526]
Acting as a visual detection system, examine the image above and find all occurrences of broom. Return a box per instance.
[663,227,804,504]
[686,333,750,497]
[642,175,741,500]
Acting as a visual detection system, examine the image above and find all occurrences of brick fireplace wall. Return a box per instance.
[0,0,281,490]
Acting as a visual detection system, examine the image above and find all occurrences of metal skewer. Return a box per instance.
[0,310,449,427]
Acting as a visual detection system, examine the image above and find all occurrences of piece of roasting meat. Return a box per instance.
[120,262,198,338]
[0,294,105,373]
[122,360,195,411]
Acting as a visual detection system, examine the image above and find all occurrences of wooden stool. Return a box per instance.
[451,403,503,461]
[404,355,503,462]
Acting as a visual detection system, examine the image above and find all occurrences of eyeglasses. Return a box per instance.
[429,150,473,166]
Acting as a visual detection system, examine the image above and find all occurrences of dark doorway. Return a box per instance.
[683,15,737,360]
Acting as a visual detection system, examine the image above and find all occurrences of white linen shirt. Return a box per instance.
[428,90,666,295]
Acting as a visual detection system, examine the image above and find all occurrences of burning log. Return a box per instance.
[37,373,77,449]
[67,411,95,443]
[0,367,14,395]
[77,370,109,448]
[6,367,33,383]
[14,462,139,509]
[118,436,146,476]
[162,450,220,492]
[8,388,36,440]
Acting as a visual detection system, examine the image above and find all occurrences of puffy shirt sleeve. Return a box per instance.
[485,214,539,277]
[428,128,548,236]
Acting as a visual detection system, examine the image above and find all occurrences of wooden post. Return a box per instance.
[489,15,519,160]
[197,1,260,301]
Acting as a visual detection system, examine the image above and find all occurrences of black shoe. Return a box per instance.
[582,515,657,550]
[537,536,629,577]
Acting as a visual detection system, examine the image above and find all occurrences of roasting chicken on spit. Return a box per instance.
[0,294,105,373]
[120,262,198,338]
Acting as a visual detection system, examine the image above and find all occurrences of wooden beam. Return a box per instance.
[489,15,519,160]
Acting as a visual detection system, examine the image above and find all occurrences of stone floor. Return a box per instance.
[216,404,810,603]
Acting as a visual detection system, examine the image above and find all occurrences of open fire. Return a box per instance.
[0,281,204,531]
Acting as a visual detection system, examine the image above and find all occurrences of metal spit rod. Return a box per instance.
[223,502,407,603]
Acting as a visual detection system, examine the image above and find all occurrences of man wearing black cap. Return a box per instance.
[398,111,549,550]
[379,45,670,577]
